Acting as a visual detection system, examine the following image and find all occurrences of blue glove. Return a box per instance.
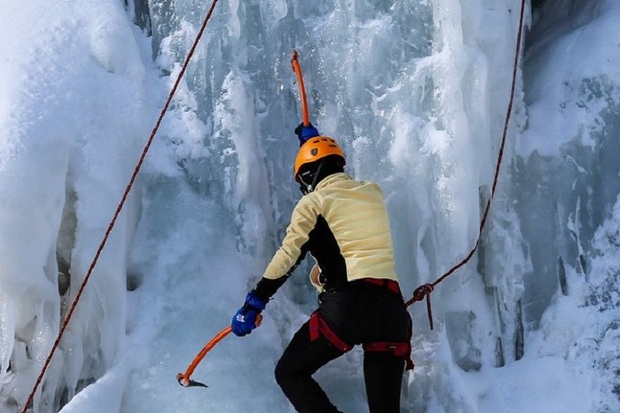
[295,123,320,146]
[231,291,267,336]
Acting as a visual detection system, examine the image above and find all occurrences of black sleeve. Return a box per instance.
[253,245,311,302]
[253,276,288,302]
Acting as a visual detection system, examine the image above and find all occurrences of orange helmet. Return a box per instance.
[294,136,346,181]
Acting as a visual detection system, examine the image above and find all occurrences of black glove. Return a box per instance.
[294,122,320,146]
[231,291,267,336]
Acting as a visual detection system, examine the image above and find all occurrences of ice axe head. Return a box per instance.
[176,372,209,388]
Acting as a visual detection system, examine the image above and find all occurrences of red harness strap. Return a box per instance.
[309,312,413,370]
[363,341,414,370]
[309,312,353,352]
[363,278,401,295]
[361,279,414,369]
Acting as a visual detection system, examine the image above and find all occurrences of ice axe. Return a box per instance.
[176,315,262,388]
[291,49,310,126]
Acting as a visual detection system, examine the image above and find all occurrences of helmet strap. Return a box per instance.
[298,159,326,195]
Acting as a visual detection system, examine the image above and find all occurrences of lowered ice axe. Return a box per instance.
[177,50,307,390]
[176,315,262,388]
[291,49,310,126]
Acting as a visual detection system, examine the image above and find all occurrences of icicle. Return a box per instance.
[556,256,568,296]
[514,299,524,361]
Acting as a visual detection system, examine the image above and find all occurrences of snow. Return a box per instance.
[1,0,620,412]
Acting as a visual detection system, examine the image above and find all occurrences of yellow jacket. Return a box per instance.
[263,173,398,289]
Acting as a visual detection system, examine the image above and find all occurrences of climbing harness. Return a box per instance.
[405,0,528,330]
[20,0,223,410]
[363,277,401,295]
[308,311,353,352]
[309,306,414,370]
[363,341,414,371]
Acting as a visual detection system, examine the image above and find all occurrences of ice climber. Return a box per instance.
[231,123,413,413]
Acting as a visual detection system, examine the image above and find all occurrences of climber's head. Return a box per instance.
[294,136,346,194]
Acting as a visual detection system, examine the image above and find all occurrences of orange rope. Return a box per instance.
[20,0,222,410]
[291,50,310,126]
[406,0,528,330]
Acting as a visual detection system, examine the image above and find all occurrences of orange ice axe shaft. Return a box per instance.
[291,49,310,126]
[176,315,262,388]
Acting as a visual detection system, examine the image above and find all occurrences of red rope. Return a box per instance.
[406,0,528,330]
[20,0,221,411]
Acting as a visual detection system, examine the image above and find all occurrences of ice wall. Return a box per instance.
[127,0,620,409]
[0,1,153,411]
[2,0,619,411]
[133,0,528,411]
[518,1,620,409]
[518,0,620,325]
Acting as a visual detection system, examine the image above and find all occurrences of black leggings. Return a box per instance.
[274,281,411,413]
